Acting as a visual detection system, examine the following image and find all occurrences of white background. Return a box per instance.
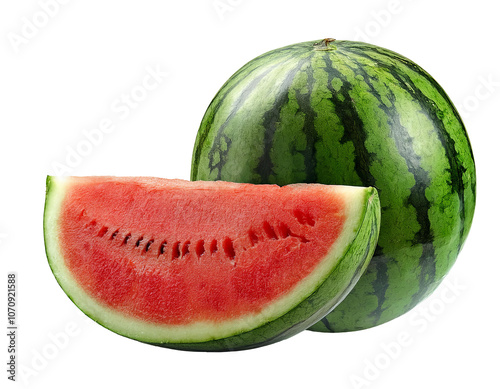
[1,1,498,388]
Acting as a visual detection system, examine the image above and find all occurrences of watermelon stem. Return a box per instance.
[313,38,337,51]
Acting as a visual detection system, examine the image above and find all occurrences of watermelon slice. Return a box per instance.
[43,176,380,351]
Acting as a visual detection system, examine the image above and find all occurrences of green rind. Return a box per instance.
[44,176,380,351]
[191,39,476,332]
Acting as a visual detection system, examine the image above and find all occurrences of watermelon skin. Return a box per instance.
[44,176,380,351]
[191,39,476,332]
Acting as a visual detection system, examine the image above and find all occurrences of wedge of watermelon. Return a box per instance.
[43,176,380,351]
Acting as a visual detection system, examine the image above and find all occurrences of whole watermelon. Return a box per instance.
[191,38,476,332]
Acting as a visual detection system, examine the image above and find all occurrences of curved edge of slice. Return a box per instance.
[164,186,381,351]
[43,176,380,351]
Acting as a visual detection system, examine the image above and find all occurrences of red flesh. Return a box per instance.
[59,178,346,325]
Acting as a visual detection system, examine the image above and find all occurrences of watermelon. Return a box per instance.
[43,176,380,351]
[190,38,476,332]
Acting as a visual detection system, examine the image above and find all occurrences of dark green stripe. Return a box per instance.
[336,49,440,316]
[322,52,377,188]
[206,64,282,180]
[398,53,475,253]
[341,47,458,306]
[366,255,389,324]
[255,55,315,182]
[192,47,300,179]
[346,45,469,250]
[322,52,389,324]
[292,60,319,183]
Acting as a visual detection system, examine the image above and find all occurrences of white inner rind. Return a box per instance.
[44,176,372,344]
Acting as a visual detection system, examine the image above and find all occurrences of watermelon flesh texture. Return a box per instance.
[44,176,380,351]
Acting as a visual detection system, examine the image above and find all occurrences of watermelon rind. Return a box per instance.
[44,176,380,351]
